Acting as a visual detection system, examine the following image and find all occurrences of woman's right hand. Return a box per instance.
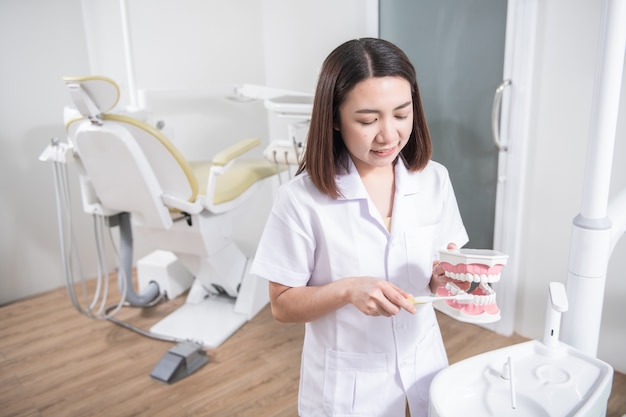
[346,277,416,317]
[268,277,415,323]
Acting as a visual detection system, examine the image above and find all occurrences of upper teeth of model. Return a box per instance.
[444,271,501,283]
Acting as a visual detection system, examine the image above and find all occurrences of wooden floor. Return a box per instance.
[1,281,625,417]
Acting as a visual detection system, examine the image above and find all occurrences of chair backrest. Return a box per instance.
[64,76,198,229]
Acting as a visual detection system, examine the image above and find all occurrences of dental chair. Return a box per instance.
[48,75,280,348]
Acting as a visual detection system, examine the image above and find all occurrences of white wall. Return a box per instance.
[0,0,92,303]
[516,0,626,372]
[261,0,377,92]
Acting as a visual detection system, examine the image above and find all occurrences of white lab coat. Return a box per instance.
[251,158,468,417]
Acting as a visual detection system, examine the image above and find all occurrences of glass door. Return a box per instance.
[380,0,508,249]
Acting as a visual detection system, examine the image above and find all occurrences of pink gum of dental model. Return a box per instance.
[434,249,508,324]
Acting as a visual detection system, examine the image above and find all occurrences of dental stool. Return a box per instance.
[56,75,279,347]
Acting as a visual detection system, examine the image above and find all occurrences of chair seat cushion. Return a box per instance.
[188,159,280,205]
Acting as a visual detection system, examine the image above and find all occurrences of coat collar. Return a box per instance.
[335,157,422,200]
[394,157,422,196]
[335,158,367,200]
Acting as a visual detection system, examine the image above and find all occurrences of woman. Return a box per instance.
[251,38,468,417]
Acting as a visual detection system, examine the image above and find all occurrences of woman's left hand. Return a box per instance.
[429,243,458,293]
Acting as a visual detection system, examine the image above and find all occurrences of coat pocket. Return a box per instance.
[404,224,439,289]
[323,349,391,416]
[414,322,448,402]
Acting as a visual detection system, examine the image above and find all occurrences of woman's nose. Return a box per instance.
[376,119,399,142]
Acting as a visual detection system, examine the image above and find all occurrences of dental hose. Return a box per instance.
[117,212,160,306]
[48,144,197,346]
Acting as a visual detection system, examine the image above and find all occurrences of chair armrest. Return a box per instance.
[161,194,203,214]
[212,138,261,166]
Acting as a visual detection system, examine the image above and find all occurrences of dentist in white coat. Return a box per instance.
[251,38,468,417]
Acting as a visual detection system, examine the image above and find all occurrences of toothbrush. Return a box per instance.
[407,293,473,304]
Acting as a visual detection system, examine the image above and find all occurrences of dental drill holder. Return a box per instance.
[543,281,568,348]
[150,342,208,384]
[435,249,508,324]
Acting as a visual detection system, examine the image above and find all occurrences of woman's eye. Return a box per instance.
[359,119,377,125]
[395,114,409,120]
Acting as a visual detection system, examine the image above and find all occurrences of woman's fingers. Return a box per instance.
[376,282,416,316]
[351,277,417,317]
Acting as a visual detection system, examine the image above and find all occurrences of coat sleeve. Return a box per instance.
[249,179,316,288]
[435,166,469,253]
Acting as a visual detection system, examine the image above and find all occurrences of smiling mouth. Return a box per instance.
[371,147,396,157]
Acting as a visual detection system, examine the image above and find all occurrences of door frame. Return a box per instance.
[488,0,539,335]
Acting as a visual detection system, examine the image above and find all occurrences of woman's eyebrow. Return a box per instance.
[355,101,412,114]
[395,101,412,110]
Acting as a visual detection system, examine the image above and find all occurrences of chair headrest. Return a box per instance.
[63,76,120,123]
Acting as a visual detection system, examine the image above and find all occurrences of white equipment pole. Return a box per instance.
[561,0,626,356]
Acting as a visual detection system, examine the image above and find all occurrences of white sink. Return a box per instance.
[429,340,613,417]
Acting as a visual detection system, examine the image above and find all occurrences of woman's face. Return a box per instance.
[336,76,413,176]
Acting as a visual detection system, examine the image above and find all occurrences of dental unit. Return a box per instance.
[39,75,307,382]
[261,94,313,181]
[429,282,614,417]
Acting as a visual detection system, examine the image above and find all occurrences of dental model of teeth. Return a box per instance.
[434,248,508,324]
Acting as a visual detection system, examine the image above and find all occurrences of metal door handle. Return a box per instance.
[491,79,512,152]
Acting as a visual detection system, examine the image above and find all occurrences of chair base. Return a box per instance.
[138,250,194,299]
[150,295,249,348]
[141,251,270,348]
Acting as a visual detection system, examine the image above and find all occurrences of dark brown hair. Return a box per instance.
[297,37,432,198]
